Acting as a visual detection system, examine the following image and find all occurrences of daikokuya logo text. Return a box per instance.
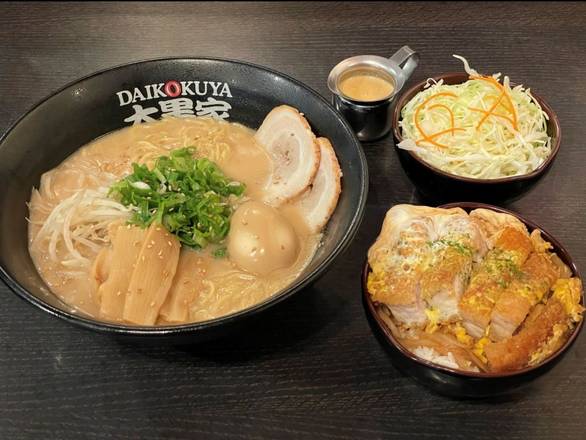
[116,80,234,124]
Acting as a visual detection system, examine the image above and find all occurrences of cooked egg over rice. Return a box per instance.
[367,204,583,373]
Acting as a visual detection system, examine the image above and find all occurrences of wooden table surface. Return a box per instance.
[1,2,585,439]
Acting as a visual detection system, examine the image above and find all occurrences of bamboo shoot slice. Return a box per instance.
[160,250,207,323]
[123,223,180,325]
[94,225,146,321]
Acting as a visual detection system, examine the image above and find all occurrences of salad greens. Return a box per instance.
[398,55,551,179]
[109,148,245,249]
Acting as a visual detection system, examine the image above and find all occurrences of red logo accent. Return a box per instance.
[164,80,181,98]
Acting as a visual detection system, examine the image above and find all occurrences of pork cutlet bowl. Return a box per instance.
[392,73,561,204]
[0,58,368,343]
[362,203,583,398]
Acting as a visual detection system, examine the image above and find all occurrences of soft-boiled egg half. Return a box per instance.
[228,201,300,276]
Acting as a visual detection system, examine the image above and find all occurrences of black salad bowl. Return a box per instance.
[392,73,561,204]
[0,57,368,343]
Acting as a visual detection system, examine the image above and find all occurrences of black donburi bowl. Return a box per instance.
[0,57,368,343]
[392,73,561,204]
[362,202,583,398]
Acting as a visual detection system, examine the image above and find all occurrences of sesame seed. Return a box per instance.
[167,241,173,247]
[147,244,153,249]
[116,291,122,296]
[149,301,155,307]
[157,250,163,257]
[141,255,145,262]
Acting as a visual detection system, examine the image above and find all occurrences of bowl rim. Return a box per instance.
[362,202,584,378]
[391,72,562,184]
[0,56,369,336]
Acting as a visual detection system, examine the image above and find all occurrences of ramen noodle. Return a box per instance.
[28,106,342,325]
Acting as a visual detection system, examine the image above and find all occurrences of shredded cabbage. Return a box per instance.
[398,55,551,179]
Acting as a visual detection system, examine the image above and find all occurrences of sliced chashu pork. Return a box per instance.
[255,105,321,206]
[295,138,342,232]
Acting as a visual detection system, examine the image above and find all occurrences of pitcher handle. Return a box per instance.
[389,46,419,80]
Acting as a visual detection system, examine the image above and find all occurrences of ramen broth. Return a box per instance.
[28,117,320,324]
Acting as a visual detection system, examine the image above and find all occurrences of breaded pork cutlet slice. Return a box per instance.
[420,213,487,322]
[484,278,583,372]
[488,252,559,341]
[368,206,439,327]
[458,227,533,338]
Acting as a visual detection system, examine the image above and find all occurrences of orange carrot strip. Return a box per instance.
[471,76,515,115]
[469,107,516,126]
[414,106,448,149]
[476,90,506,131]
[427,104,457,134]
[416,127,465,144]
[416,138,450,149]
[413,92,459,148]
[484,94,514,114]
[470,75,518,129]
[428,127,465,138]
[480,78,512,111]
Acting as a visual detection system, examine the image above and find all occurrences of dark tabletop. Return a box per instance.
[1,2,585,439]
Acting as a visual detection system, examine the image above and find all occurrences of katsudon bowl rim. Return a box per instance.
[0,56,369,337]
[392,72,562,185]
[362,202,584,379]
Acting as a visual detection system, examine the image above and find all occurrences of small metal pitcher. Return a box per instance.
[328,46,419,142]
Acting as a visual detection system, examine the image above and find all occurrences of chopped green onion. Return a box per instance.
[109,148,245,249]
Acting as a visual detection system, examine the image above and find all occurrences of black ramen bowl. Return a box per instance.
[0,57,368,343]
[362,202,583,398]
[392,73,561,204]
